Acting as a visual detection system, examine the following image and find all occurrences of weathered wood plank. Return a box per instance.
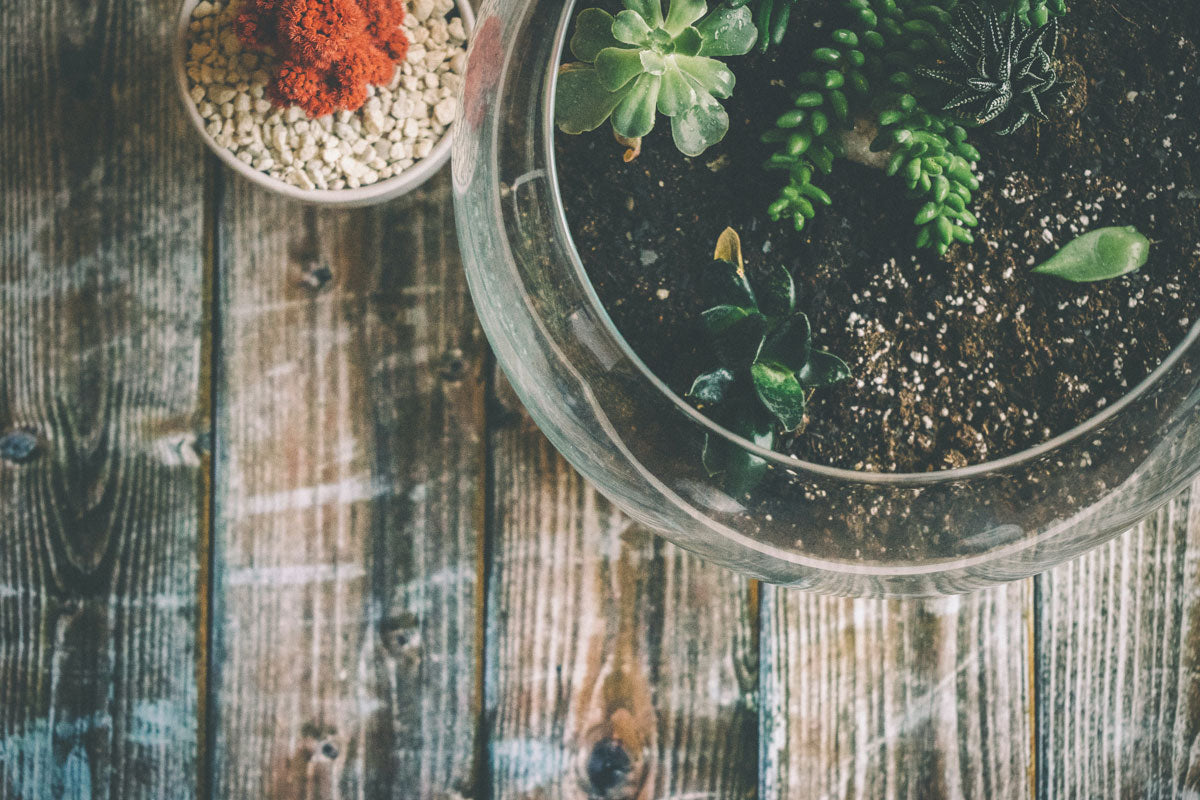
[485,396,759,800]
[760,583,1032,800]
[1035,481,1200,800]
[209,170,485,799]
[0,0,208,797]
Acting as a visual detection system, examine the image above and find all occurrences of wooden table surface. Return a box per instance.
[3,1,1200,798]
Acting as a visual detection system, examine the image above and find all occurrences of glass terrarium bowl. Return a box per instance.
[451,0,1200,596]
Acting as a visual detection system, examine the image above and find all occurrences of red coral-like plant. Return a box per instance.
[236,0,409,117]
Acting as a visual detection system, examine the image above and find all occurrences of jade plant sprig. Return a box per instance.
[762,0,984,254]
[687,229,850,492]
[555,0,758,156]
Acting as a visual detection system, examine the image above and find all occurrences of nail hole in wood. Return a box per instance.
[0,430,39,464]
[320,742,338,760]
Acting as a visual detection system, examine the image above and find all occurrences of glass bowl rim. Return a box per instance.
[539,0,1200,487]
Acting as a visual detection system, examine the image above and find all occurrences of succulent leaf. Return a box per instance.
[571,8,621,60]
[1031,226,1151,282]
[753,263,797,318]
[798,350,852,388]
[760,313,812,372]
[612,72,663,137]
[672,26,705,55]
[700,258,756,307]
[612,9,654,44]
[695,4,758,56]
[596,46,647,90]
[624,0,664,27]
[658,63,699,114]
[703,304,767,367]
[751,362,808,430]
[674,54,736,98]
[554,65,633,133]
[700,410,773,495]
[671,90,730,155]
[665,0,708,35]
[689,367,736,405]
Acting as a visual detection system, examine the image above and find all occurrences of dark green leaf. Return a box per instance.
[702,305,767,366]
[670,26,704,55]
[687,368,735,406]
[1031,226,1151,283]
[760,312,811,372]
[751,361,807,430]
[570,8,620,61]
[752,264,796,317]
[798,349,852,388]
[554,64,632,134]
[699,259,755,307]
[701,411,774,495]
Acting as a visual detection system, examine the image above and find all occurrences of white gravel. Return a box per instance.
[184,0,468,190]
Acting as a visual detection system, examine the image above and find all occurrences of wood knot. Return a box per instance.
[585,738,632,796]
[438,348,467,382]
[379,610,421,656]
[0,430,39,464]
[299,264,333,290]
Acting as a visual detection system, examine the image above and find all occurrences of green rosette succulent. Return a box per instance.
[555,0,758,156]
[687,229,850,493]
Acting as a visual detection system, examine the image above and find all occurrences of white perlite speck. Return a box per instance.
[184,0,468,191]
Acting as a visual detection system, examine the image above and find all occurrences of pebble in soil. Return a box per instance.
[556,0,1200,474]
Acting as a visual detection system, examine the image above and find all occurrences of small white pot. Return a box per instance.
[174,0,473,206]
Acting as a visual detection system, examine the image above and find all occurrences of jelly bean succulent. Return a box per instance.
[919,2,1068,135]
[985,0,1067,27]
[761,0,983,254]
[555,0,758,156]
[687,230,850,492]
[762,0,1071,254]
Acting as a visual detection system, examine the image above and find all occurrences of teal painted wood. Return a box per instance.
[0,0,208,797]
[208,172,486,799]
[1036,482,1200,799]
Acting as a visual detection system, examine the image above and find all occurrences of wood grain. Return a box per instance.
[1035,480,1200,800]
[760,583,1033,800]
[208,171,485,799]
[485,395,758,800]
[0,0,208,797]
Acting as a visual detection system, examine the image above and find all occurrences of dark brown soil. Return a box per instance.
[556,0,1200,473]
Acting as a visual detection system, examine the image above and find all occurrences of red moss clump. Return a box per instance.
[236,0,409,117]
